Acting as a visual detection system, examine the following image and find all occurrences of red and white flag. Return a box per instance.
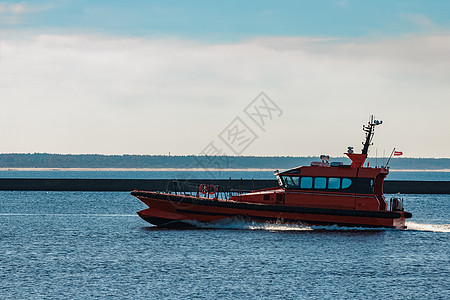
[394,151,403,156]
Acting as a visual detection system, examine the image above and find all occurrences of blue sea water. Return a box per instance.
[0,172,449,299]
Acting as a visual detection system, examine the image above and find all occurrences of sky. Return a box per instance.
[0,0,449,158]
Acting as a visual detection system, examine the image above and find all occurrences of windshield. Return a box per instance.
[280,176,299,189]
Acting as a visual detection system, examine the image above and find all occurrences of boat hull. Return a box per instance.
[132,191,411,229]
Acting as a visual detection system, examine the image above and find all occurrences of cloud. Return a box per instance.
[0,33,449,157]
[0,1,54,24]
[400,13,439,31]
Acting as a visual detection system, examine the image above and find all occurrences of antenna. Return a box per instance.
[385,148,395,168]
[361,115,383,155]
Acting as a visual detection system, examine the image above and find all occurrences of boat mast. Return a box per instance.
[361,115,382,155]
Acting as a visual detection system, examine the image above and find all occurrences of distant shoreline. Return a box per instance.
[1,154,449,170]
[0,167,449,172]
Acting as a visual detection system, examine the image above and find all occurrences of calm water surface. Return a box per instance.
[0,172,449,299]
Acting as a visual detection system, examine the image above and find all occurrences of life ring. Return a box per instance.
[208,185,218,195]
[199,184,208,194]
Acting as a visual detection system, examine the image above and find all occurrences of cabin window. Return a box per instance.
[328,177,340,189]
[342,178,352,189]
[290,176,300,189]
[314,177,327,189]
[292,176,373,194]
[300,177,313,189]
[282,176,299,189]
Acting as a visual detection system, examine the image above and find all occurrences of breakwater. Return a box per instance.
[0,179,449,194]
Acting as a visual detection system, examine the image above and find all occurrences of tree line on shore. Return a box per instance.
[0,153,448,170]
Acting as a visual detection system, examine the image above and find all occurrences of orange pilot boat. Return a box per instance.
[132,116,412,229]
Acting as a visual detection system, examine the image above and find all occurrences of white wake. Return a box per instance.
[187,220,393,231]
[406,221,450,233]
